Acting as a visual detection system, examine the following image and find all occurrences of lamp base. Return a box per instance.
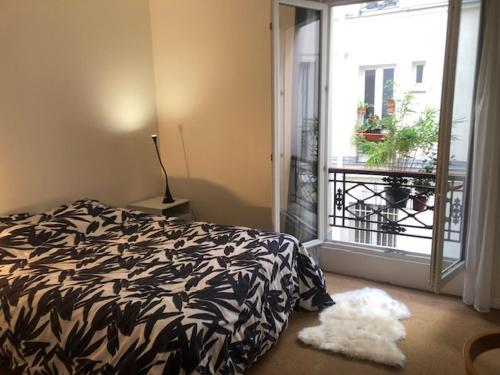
[163,187,175,204]
[163,196,175,204]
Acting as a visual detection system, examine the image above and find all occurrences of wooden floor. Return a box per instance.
[247,273,500,375]
[1,273,499,375]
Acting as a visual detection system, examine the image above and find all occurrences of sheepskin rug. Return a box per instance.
[298,288,411,367]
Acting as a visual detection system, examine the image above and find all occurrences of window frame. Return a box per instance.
[412,61,427,92]
[352,202,397,248]
[360,64,397,119]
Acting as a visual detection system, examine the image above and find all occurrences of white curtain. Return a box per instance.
[463,0,500,312]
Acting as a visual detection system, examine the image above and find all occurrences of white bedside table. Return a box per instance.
[129,196,193,221]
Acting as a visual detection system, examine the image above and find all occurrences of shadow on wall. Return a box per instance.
[169,177,272,230]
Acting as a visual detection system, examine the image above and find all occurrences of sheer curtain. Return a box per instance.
[463,0,500,312]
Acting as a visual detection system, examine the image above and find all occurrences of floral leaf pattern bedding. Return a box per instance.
[0,199,333,374]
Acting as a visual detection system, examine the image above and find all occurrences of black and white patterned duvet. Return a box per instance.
[0,199,333,374]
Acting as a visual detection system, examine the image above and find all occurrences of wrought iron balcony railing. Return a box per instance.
[329,167,464,241]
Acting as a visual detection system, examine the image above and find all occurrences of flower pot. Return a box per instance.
[384,186,410,209]
[386,98,395,113]
[412,195,428,212]
[359,131,384,142]
[357,108,367,116]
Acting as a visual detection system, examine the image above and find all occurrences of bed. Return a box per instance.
[0,199,333,374]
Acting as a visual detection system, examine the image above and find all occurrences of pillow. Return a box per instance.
[0,212,43,232]
[0,222,58,250]
[0,199,114,252]
[0,198,155,247]
[0,199,103,239]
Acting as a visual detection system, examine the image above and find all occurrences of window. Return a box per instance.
[416,64,424,83]
[361,0,399,14]
[353,203,397,248]
[364,69,376,119]
[413,62,425,84]
[376,207,397,247]
[354,203,373,244]
[382,68,394,117]
[362,66,396,120]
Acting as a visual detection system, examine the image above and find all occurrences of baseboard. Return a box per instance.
[318,244,500,310]
[319,244,464,297]
[490,297,500,310]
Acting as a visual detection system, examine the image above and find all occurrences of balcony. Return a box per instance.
[329,167,465,252]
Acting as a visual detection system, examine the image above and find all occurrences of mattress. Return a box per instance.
[0,199,333,374]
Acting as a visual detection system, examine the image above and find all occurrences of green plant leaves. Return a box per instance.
[354,93,439,170]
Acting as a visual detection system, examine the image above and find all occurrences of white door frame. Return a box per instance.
[273,0,479,295]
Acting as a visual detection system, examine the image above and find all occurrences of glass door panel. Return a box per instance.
[328,0,449,256]
[432,0,481,286]
[441,0,482,273]
[274,1,327,245]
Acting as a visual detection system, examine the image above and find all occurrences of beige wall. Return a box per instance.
[0,0,162,214]
[149,0,273,230]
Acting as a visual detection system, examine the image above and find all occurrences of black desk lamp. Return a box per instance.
[151,134,175,204]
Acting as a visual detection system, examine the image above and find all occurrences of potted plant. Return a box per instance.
[412,150,437,211]
[355,114,385,142]
[386,98,396,114]
[354,93,439,208]
[412,178,432,211]
[357,100,369,116]
[385,80,396,114]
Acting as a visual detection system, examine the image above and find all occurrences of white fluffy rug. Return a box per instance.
[298,288,411,367]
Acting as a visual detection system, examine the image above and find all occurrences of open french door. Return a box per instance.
[272,0,329,248]
[431,0,482,291]
[273,0,482,294]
